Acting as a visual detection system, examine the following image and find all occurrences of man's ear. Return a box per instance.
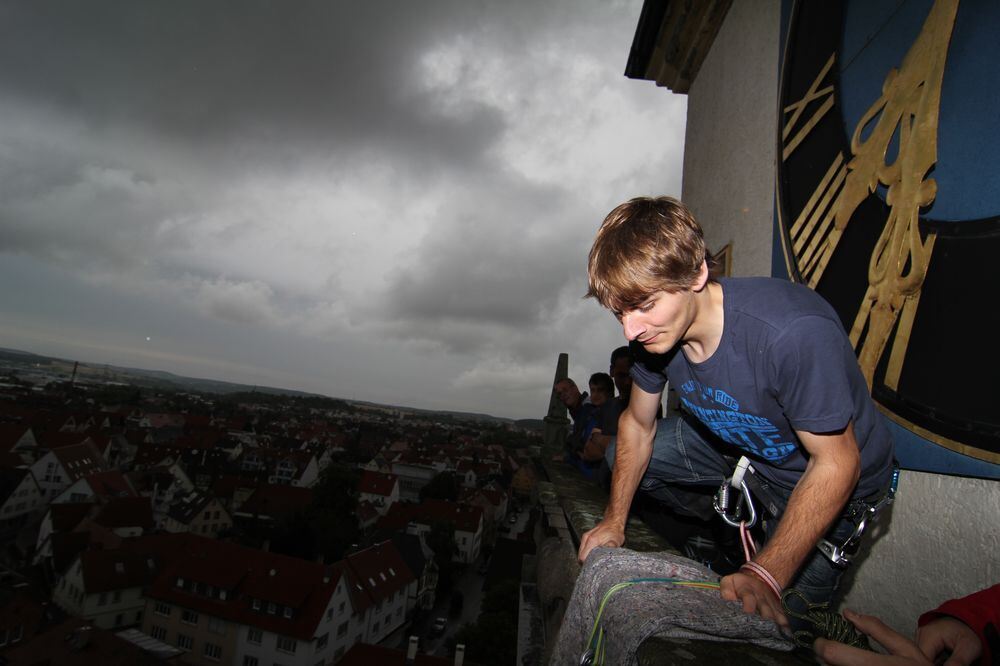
[691,260,710,292]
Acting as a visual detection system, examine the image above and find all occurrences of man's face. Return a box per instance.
[589,383,609,407]
[610,357,633,397]
[554,381,580,409]
[613,289,697,355]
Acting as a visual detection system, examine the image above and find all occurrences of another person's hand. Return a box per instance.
[719,571,789,631]
[916,616,982,666]
[814,609,981,665]
[577,519,625,563]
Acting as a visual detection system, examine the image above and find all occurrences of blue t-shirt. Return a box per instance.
[631,277,894,497]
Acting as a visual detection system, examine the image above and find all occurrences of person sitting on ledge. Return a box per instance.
[814,583,998,665]
[581,372,615,464]
[577,196,895,631]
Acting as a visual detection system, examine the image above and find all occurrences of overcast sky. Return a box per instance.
[0,0,685,420]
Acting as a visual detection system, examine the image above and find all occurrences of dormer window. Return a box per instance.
[379,572,386,581]
[177,577,185,588]
[368,578,376,587]
[268,602,276,615]
[252,598,260,610]
[220,590,227,600]
[283,607,292,619]
[389,567,396,576]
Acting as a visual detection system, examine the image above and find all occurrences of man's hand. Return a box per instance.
[916,616,982,666]
[719,571,789,631]
[814,610,981,665]
[577,519,625,563]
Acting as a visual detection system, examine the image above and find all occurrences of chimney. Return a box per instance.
[405,635,419,663]
[454,644,465,666]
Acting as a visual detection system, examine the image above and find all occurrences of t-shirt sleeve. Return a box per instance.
[768,315,854,434]
[630,344,670,396]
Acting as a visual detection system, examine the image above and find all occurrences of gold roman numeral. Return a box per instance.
[782,54,836,161]
[788,153,848,288]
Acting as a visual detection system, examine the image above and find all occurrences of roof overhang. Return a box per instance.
[624,0,732,94]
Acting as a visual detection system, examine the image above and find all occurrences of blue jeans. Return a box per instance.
[606,414,880,611]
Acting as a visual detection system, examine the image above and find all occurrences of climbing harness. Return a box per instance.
[715,457,899,568]
[781,588,872,651]
[818,464,899,567]
[579,577,721,666]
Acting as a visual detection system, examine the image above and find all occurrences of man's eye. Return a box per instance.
[639,302,654,312]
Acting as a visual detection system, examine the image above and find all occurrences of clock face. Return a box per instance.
[776,0,1000,465]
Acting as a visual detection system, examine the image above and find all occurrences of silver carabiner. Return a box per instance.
[714,478,757,529]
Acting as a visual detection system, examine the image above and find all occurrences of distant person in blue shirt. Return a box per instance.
[576,197,894,631]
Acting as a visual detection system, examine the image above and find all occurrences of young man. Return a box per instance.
[576,197,895,629]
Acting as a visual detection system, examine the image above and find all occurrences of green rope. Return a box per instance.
[781,588,872,651]
[582,578,721,665]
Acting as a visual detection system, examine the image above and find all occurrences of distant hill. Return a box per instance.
[0,346,524,424]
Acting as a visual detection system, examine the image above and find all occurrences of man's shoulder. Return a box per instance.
[723,277,838,332]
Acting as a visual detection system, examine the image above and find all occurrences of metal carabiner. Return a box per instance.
[714,478,757,529]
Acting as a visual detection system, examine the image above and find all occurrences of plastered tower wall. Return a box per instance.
[678,0,998,634]
[681,0,778,277]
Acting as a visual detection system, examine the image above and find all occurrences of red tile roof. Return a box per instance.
[79,548,160,593]
[358,470,398,497]
[343,541,415,605]
[377,499,483,536]
[1,618,171,665]
[52,442,107,481]
[83,470,136,499]
[145,534,341,641]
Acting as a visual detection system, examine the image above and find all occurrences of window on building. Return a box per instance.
[282,606,292,619]
[276,636,297,654]
[11,625,22,643]
[338,601,345,613]
[326,608,333,621]
[207,616,226,635]
[135,610,143,623]
[114,613,123,627]
[247,628,262,645]
[180,609,199,625]
[177,633,193,650]
[243,657,259,666]
[150,625,167,641]
[335,646,345,660]
[373,621,380,633]
[252,598,261,611]
[203,642,222,661]
[98,593,107,606]
[336,621,348,637]
[316,633,328,650]
[155,601,171,616]
[267,602,276,615]
[113,590,122,603]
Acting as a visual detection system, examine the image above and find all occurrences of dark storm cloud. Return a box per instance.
[382,175,592,333]
[0,0,688,418]
[0,1,524,170]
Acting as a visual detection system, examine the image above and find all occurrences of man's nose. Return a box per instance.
[622,313,645,341]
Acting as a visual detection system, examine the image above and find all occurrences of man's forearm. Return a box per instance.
[754,453,858,588]
[603,413,655,527]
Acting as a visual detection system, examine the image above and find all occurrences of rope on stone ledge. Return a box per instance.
[781,588,872,651]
